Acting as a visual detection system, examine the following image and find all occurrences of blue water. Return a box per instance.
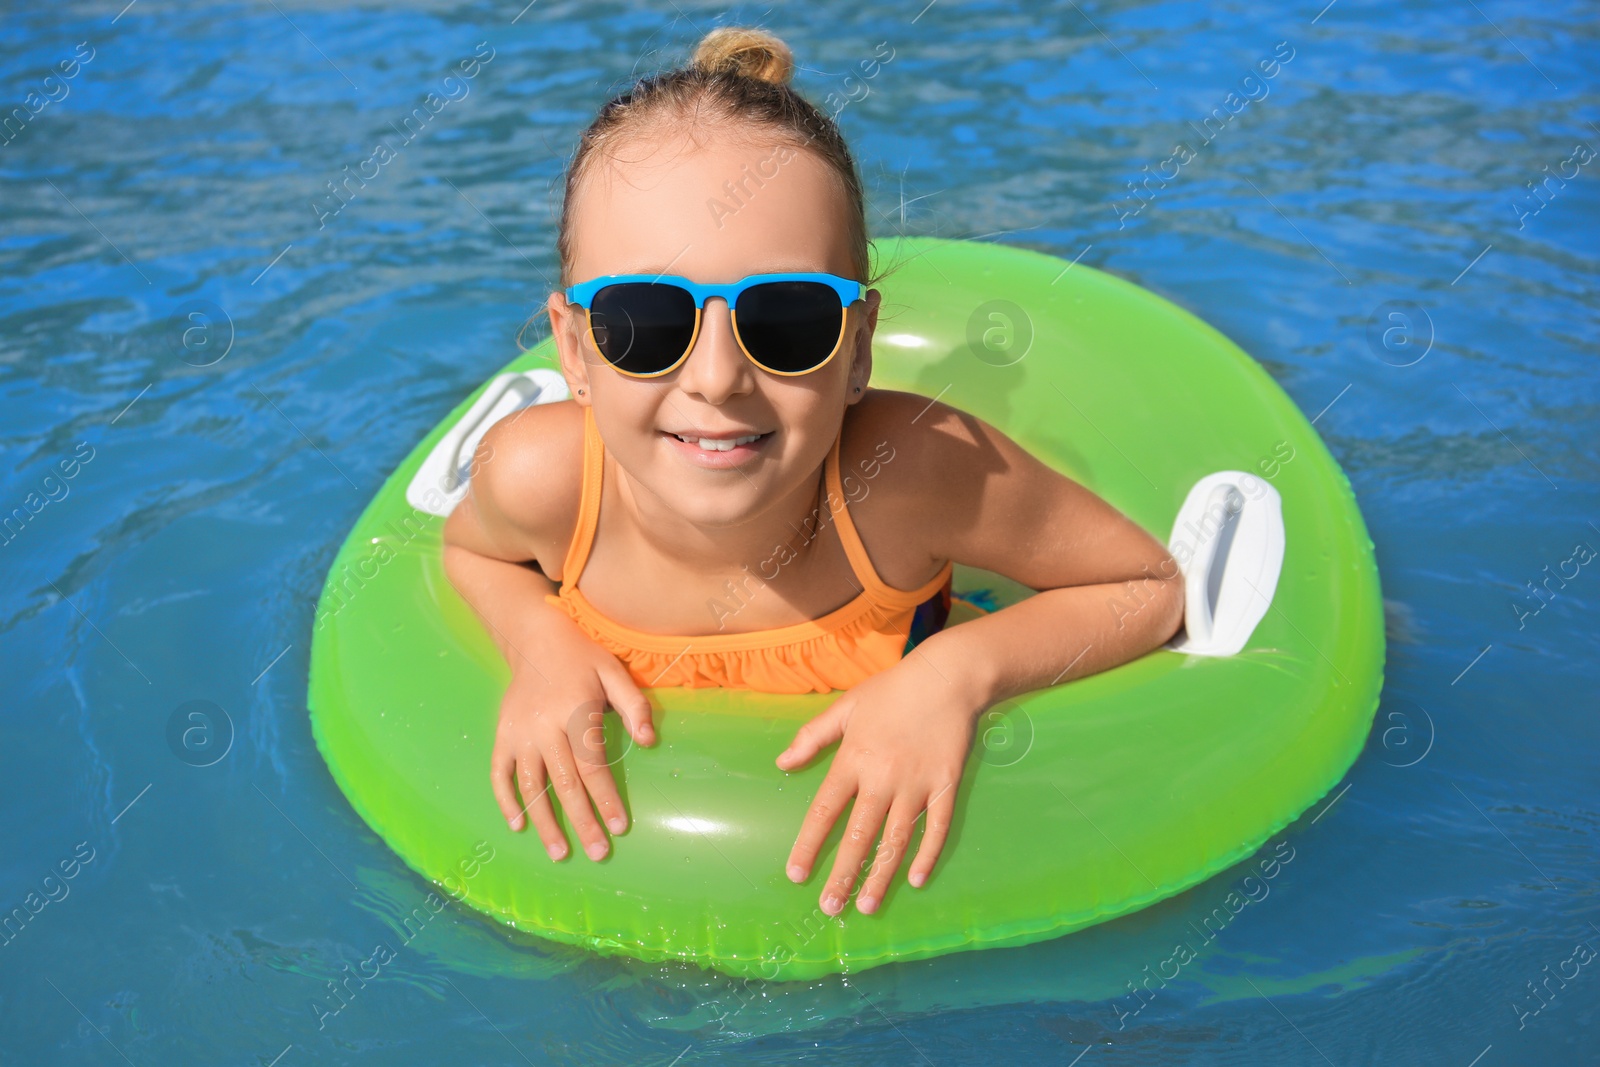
[3,2,1596,1063]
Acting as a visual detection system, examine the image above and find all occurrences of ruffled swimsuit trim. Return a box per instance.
[543,406,951,682]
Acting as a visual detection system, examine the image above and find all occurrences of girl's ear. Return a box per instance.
[847,288,880,401]
[548,291,595,405]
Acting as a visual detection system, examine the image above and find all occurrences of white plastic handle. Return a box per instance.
[1165,472,1284,657]
[438,374,538,492]
[404,369,570,516]
[1182,484,1244,647]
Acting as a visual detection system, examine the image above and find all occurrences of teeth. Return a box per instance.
[675,433,763,451]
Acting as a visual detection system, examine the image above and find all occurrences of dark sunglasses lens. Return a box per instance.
[734,282,846,373]
[588,283,696,375]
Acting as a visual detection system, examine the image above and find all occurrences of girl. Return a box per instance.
[442,27,1184,919]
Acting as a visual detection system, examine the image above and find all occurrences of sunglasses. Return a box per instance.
[563,271,864,378]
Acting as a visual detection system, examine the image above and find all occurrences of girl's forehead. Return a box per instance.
[568,137,855,281]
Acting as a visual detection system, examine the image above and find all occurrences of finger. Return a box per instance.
[543,732,611,862]
[514,752,569,861]
[565,699,614,770]
[856,798,916,914]
[564,698,631,836]
[574,754,630,837]
[776,701,847,770]
[786,768,854,885]
[908,780,958,888]
[491,741,527,831]
[820,784,891,917]
[600,665,655,747]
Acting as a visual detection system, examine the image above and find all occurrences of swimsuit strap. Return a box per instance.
[558,404,605,593]
[825,427,936,606]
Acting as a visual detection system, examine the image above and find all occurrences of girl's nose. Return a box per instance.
[676,297,756,404]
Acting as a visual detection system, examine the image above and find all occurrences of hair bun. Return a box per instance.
[690,27,794,86]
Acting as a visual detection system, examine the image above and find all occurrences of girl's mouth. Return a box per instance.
[661,430,773,468]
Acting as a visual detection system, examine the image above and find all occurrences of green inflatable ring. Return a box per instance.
[308,236,1383,981]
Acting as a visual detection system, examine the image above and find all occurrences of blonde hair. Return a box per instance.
[549,26,878,297]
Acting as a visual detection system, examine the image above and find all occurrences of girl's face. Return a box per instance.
[548,132,881,529]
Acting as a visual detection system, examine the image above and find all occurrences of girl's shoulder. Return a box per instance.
[468,397,586,578]
[835,387,998,578]
[839,387,996,503]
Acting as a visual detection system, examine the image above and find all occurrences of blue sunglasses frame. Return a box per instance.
[562,271,865,378]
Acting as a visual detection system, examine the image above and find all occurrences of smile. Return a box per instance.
[669,432,767,451]
[660,429,773,468]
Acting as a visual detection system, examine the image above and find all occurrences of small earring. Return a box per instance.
[577,388,585,395]
[854,386,861,393]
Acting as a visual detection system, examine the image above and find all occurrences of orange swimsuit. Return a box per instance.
[544,405,953,694]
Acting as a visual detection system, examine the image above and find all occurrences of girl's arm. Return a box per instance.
[441,415,656,862]
[906,414,1185,709]
[780,393,1183,915]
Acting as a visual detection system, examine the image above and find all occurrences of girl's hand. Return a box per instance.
[775,654,984,916]
[490,616,656,863]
